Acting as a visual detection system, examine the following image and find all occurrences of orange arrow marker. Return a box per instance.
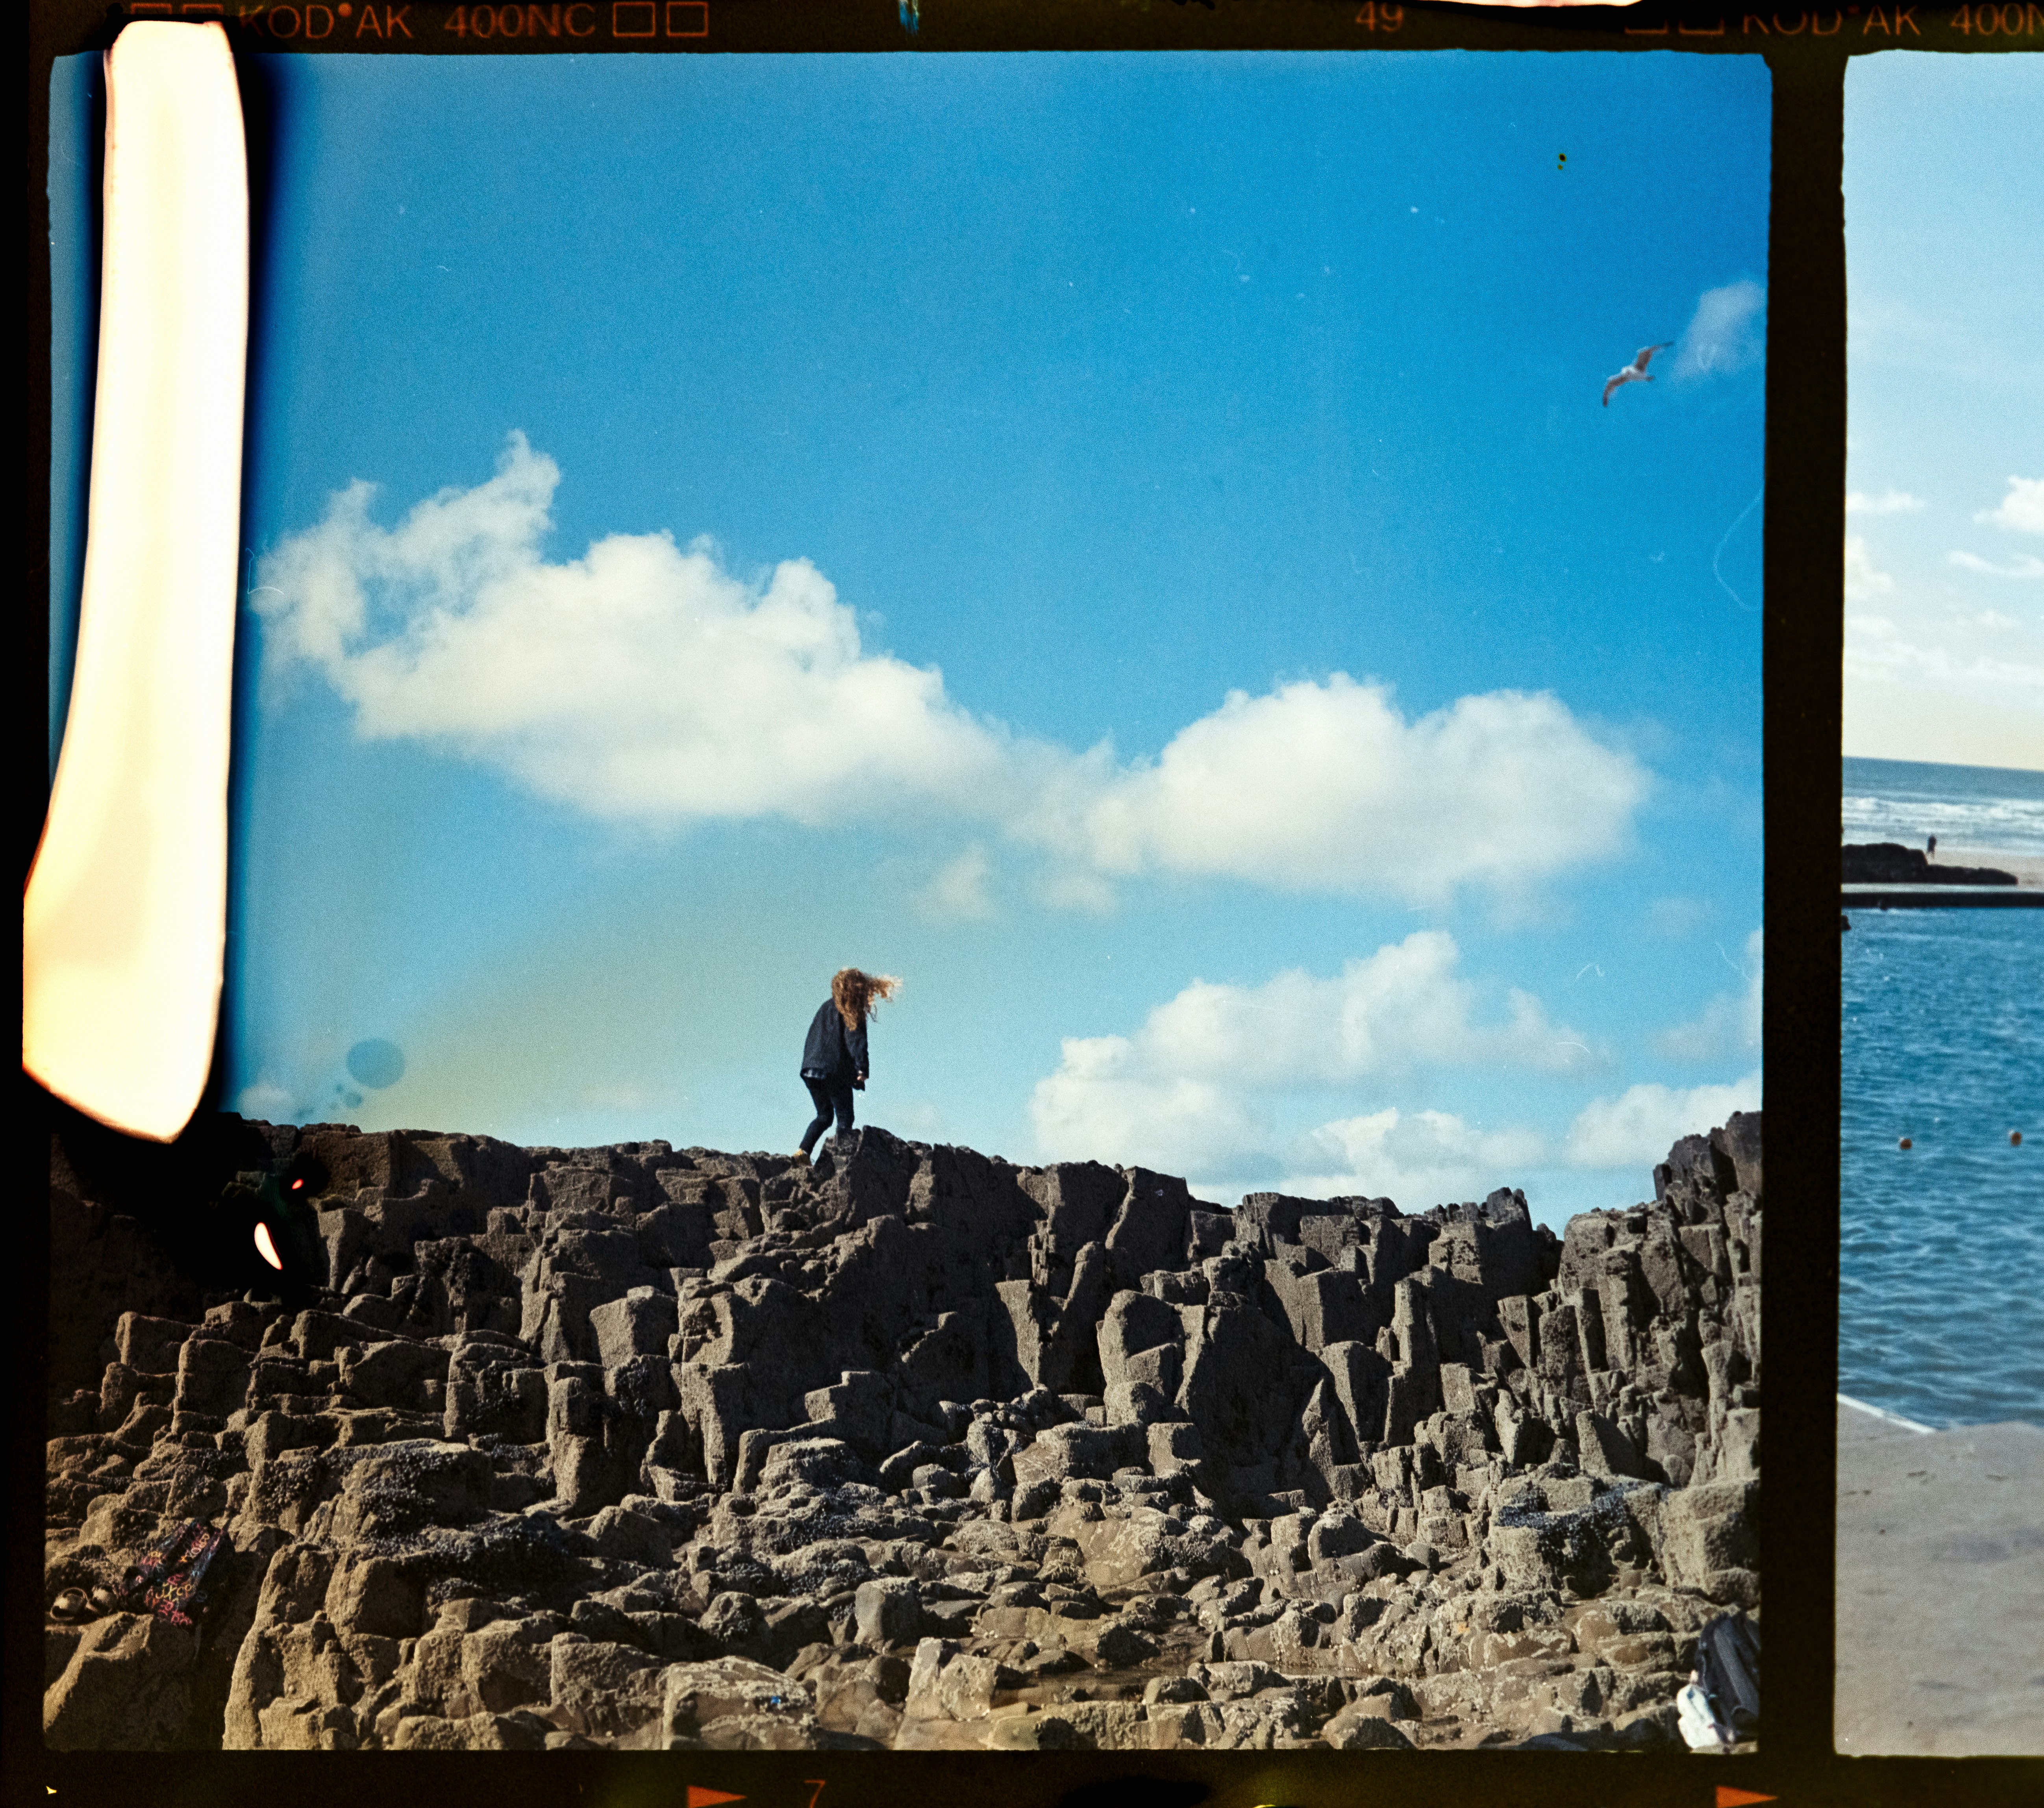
[686,1791,744,1808]
[1716,1790,1777,1808]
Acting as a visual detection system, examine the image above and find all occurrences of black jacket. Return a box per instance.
[801,1000,868,1082]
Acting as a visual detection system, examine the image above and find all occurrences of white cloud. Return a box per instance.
[1846,489,1924,516]
[1042,931,1592,1096]
[255,434,1019,827]
[1563,1069,1762,1170]
[258,436,1651,907]
[1844,615,2044,692]
[235,1079,296,1123]
[1029,932,1595,1179]
[1975,475,2044,536]
[1029,679,1648,905]
[1029,1035,1275,1178]
[918,845,996,922]
[1948,550,2044,580]
[1653,927,1763,1063]
[1671,280,1766,383]
[1283,1108,1550,1208]
[1844,534,1894,600]
[1843,511,2044,764]
[1029,933,1766,1205]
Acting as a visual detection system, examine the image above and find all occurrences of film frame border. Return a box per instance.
[17,3,2039,1803]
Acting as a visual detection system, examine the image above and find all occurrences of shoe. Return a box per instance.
[51,1587,88,1622]
[89,1584,122,1615]
[790,1149,811,1163]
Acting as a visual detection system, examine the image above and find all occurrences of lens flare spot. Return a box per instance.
[346,1038,406,1090]
[254,1221,284,1271]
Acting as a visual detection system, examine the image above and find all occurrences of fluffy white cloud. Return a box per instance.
[1563,1070,1762,1170]
[1029,1037,1276,1180]
[235,1079,296,1123]
[1671,280,1765,383]
[1654,927,1763,1063]
[1283,1108,1550,1207]
[1028,679,1648,904]
[1126,932,1595,1086]
[1846,489,1924,516]
[1976,475,2044,536]
[1943,479,2044,582]
[1029,931,1594,1178]
[1844,535,1894,600]
[255,434,1019,827]
[1046,1060,1765,1208]
[1030,933,1766,1206]
[257,436,1653,906]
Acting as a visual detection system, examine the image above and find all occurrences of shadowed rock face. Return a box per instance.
[44,1113,1761,1753]
[1841,842,2016,886]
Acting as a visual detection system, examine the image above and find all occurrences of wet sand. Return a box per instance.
[1835,1399,2044,1756]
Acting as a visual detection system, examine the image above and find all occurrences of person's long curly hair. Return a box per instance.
[831,967,900,1032]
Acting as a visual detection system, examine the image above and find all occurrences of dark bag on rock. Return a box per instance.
[122,1518,230,1627]
[1695,1609,1761,1739]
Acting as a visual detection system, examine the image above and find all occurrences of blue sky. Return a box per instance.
[1842,54,2043,772]
[54,50,1770,1226]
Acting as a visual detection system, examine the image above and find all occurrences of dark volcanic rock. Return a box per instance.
[1841,842,2016,886]
[45,1113,1762,1752]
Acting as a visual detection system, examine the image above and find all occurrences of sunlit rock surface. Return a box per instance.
[44,1111,1760,1751]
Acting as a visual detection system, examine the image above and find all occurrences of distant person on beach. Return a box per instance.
[1927,835,1937,857]
[795,968,900,1160]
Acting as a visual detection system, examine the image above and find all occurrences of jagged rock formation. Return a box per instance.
[44,1111,1761,1752]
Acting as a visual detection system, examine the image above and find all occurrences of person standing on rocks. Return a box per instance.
[796,968,899,1160]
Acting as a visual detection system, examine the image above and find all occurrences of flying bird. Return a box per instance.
[1602,342,1673,407]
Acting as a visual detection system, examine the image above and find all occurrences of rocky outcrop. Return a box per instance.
[44,1111,1762,1752]
[1841,843,2016,886]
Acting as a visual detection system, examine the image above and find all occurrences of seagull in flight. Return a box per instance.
[1602,341,1673,407]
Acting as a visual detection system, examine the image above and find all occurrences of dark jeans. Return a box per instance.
[800,1073,855,1154]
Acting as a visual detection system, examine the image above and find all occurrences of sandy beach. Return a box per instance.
[1930,844,2044,888]
[1835,1400,2044,1756]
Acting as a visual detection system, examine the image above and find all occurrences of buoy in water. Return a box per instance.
[2014,1130,2025,1147]
[1898,1137,1913,1150]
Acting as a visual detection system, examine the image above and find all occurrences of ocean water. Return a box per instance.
[1840,756,2042,1428]
[1839,908,2043,1428]
[1842,756,2044,860]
